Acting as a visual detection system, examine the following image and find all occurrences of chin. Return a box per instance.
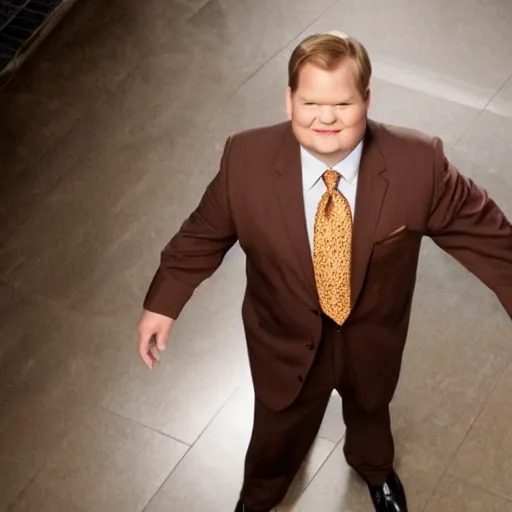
[314,143,351,161]
[312,142,343,155]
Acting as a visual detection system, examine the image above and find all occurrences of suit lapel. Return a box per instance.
[350,121,388,308]
[274,125,319,305]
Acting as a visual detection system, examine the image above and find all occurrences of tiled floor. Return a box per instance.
[0,0,511,510]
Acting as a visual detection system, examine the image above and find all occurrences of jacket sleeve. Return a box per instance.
[143,136,238,319]
[426,137,512,317]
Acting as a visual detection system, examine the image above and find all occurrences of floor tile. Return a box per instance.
[9,0,195,114]
[369,78,478,144]
[144,384,336,512]
[0,400,82,512]
[292,443,371,512]
[141,384,253,512]
[0,90,79,178]
[25,406,188,512]
[487,75,512,118]
[444,145,511,218]
[0,1,122,175]
[130,22,247,93]
[448,363,512,500]
[0,132,81,248]
[0,282,71,404]
[278,436,337,511]
[317,392,345,444]
[178,0,336,91]
[424,475,512,512]
[455,110,512,184]
[0,279,141,415]
[236,51,289,111]
[0,281,42,361]
[112,0,212,24]
[0,457,37,512]
[0,0,213,178]
[8,483,88,512]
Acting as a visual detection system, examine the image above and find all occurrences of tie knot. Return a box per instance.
[322,169,341,192]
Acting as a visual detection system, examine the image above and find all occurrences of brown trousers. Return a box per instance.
[241,317,395,511]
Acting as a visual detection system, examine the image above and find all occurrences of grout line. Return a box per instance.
[453,72,512,147]
[296,438,343,501]
[0,277,89,319]
[95,403,192,448]
[5,460,47,511]
[187,0,214,20]
[421,358,512,512]
[481,73,512,112]
[316,433,342,443]
[140,384,241,512]
[233,0,338,95]
[0,276,139,341]
[189,384,242,444]
[453,474,512,505]
[452,109,483,147]
[140,442,193,512]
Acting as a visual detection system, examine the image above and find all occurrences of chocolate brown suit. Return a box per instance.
[144,119,512,507]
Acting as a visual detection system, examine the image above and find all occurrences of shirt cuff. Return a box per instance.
[142,268,195,320]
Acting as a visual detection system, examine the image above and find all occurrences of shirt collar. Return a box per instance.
[300,138,364,191]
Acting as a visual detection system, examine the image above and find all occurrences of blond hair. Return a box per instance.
[288,32,372,99]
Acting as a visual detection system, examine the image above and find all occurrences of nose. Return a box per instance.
[319,106,337,124]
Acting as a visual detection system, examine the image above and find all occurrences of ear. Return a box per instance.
[285,86,293,120]
[365,87,371,108]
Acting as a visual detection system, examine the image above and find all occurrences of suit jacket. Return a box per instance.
[144,120,512,412]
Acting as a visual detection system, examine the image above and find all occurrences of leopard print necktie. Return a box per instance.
[313,170,352,325]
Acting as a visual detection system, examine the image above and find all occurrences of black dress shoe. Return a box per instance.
[367,471,408,511]
[234,499,269,512]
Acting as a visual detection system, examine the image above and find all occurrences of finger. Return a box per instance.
[155,327,170,352]
[138,333,155,369]
[149,335,161,361]
[140,349,154,369]
[140,346,154,369]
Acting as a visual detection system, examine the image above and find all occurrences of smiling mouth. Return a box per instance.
[313,129,341,135]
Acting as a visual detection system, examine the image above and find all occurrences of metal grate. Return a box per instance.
[0,0,29,32]
[0,0,62,73]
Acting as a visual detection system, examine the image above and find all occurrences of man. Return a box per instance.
[137,31,512,512]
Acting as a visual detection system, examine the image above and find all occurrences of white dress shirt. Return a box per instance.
[300,139,364,251]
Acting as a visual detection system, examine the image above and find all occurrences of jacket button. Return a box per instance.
[312,309,321,316]
[297,375,304,383]
[306,343,314,351]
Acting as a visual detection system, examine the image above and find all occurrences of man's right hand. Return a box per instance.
[137,309,174,369]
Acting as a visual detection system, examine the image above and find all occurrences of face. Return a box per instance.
[286,60,370,167]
